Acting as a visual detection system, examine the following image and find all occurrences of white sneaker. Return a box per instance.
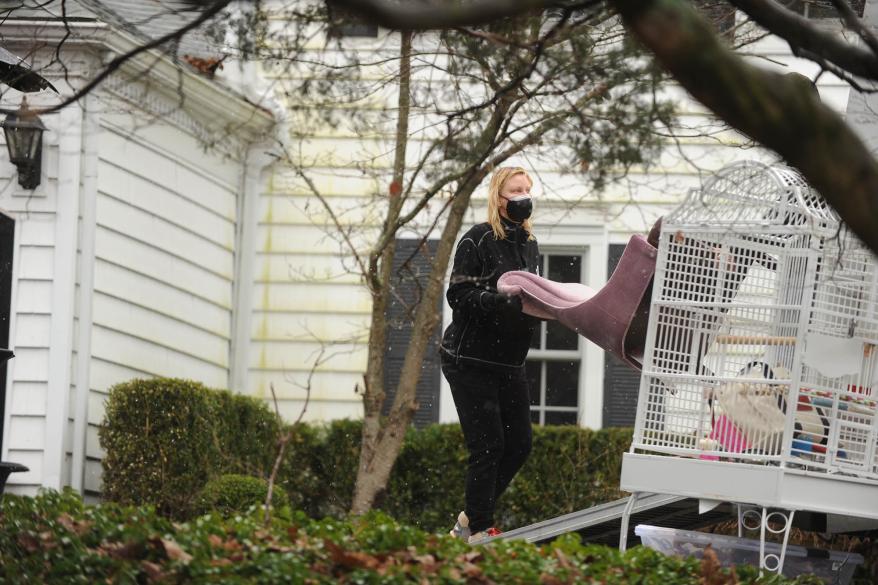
[449,511,471,542]
[468,530,488,544]
[468,526,502,545]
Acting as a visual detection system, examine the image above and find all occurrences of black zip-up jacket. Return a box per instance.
[440,218,540,369]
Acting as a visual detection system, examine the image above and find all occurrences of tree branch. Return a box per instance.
[331,0,602,30]
[726,0,878,81]
[613,0,878,255]
[829,0,878,58]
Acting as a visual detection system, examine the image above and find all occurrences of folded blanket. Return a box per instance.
[498,234,657,370]
[493,276,597,320]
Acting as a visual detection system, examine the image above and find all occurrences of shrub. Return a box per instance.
[276,422,323,513]
[100,378,630,530]
[208,391,279,477]
[301,418,362,518]
[0,489,819,584]
[499,426,631,530]
[383,423,468,530]
[273,419,631,533]
[99,378,279,519]
[195,474,288,517]
[99,378,218,518]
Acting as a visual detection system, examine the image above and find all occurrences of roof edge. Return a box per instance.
[2,20,275,139]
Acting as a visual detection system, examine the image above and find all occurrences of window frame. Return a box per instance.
[526,248,589,427]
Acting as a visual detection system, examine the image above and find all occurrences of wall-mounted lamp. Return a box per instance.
[2,99,45,190]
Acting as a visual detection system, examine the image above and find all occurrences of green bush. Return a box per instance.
[304,418,362,518]
[208,391,280,477]
[285,419,631,533]
[0,489,819,584]
[383,423,468,530]
[195,474,288,517]
[499,425,630,530]
[99,378,629,530]
[99,378,279,519]
[276,422,323,513]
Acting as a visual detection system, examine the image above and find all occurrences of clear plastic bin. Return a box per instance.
[635,524,863,584]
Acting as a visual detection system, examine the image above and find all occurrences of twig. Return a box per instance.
[262,347,324,527]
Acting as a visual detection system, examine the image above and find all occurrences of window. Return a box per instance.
[527,252,584,426]
[327,4,379,38]
[779,0,865,18]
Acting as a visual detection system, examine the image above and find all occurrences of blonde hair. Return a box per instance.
[487,167,535,240]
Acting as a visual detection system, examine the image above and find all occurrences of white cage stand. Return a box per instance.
[620,162,878,575]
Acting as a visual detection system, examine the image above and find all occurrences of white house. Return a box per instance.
[0,0,275,496]
[0,0,871,497]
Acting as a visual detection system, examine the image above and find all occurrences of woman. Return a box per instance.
[440,166,540,544]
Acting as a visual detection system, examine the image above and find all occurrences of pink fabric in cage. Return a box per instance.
[710,414,751,453]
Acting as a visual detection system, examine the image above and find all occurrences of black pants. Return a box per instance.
[441,355,533,532]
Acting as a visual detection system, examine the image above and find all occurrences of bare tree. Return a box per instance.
[265,4,676,512]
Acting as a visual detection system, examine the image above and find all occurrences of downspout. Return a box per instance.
[224,7,283,394]
[230,145,266,394]
[70,92,98,493]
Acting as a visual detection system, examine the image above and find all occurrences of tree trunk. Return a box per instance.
[350,170,487,514]
[352,30,414,515]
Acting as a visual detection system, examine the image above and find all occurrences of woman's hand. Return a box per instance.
[487,293,522,314]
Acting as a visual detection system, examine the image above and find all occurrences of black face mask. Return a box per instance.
[503,196,533,223]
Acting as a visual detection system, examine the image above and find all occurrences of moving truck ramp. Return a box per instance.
[488,493,734,546]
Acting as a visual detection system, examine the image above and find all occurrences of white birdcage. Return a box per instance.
[619,161,878,574]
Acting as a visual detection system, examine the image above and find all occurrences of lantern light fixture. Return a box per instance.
[2,98,45,190]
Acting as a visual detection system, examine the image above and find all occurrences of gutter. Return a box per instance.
[2,20,274,138]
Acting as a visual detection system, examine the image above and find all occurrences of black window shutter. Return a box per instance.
[0,214,12,453]
[382,238,442,427]
[602,244,642,428]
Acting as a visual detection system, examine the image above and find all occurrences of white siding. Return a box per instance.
[73,116,243,494]
[0,28,274,494]
[0,120,62,494]
[246,186,372,416]
[71,83,269,493]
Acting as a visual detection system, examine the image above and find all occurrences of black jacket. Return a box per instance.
[440,218,540,369]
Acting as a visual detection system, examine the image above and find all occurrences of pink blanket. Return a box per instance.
[498,234,657,370]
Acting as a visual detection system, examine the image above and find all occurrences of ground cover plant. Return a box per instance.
[0,489,821,584]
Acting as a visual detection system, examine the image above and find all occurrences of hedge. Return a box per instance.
[0,489,817,585]
[195,474,288,518]
[99,378,279,519]
[99,378,631,531]
[258,418,631,533]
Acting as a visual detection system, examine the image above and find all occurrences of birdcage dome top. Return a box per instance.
[667,161,838,233]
